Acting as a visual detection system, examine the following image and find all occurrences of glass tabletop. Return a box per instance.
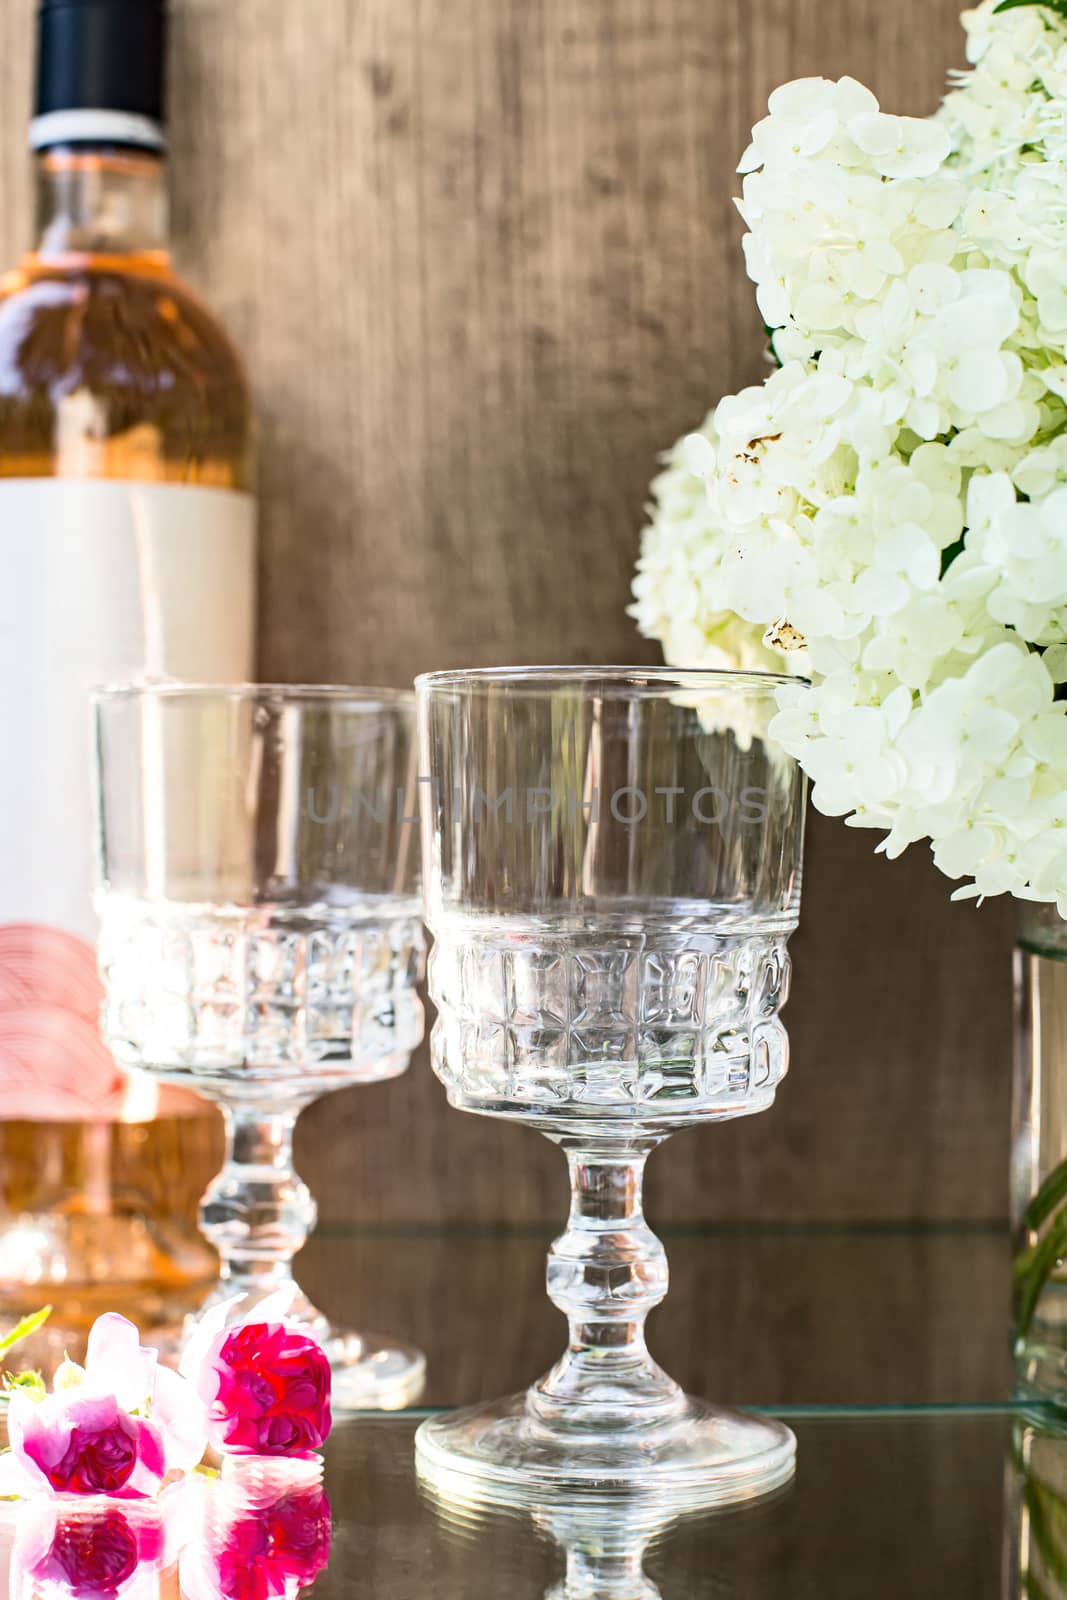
[0,1405,1056,1600]
[304,1405,1053,1600]
[0,1224,1055,1600]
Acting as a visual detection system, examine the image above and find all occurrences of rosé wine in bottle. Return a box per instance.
[0,0,254,1326]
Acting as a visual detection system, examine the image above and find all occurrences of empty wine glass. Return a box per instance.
[92,684,425,1409]
[414,666,807,1502]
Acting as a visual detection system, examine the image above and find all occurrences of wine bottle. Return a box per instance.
[0,0,254,1323]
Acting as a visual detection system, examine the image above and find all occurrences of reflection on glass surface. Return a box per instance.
[418,1461,790,1600]
[7,1497,171,1600]
[2,1408,1054,1600]
[1006,1411,1067,1600]
[304,1412,1009,1600]
[0,1462,331,1600]
[176,1460,331,1600]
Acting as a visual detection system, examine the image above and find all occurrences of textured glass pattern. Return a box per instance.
[429,932,788,1115]
[99,901,424,1083]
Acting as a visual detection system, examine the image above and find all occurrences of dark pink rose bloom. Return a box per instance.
[2,1315,206,1499]
[178,1468,331,1600]
[51,1508,143,1592]
[11,1499,168,1600]
[9,1393,168,1498]
[215,1483,331,1600]
[183,1315,331,1458]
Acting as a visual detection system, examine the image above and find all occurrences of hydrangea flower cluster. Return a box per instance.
[631,0,1067,907]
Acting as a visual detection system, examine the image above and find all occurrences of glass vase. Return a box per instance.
[1004,1412,1067,1600]
[1014,902,1067,1400]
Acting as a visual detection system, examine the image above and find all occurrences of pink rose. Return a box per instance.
[0,1314,206,1499]
[177,1463,331,1600]
[214,1481,330,1600]
[11,1393,164,1497]
[9,1496,174,1600]
[48,1507,149,1590]
[180,1299,331,1458]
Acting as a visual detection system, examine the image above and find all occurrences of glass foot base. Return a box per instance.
[186,1283,425,1411]
[415,1391,795,1508]
[323,1325,426,1411]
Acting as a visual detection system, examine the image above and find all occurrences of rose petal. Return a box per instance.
[151,1364,208,1476]
[85,1315,158,1414]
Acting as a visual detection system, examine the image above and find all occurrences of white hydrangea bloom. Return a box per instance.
[632,0,1067,908]
[630,417,793,676]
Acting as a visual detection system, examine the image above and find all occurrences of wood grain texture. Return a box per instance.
[0,0,1015,1221]
[298,1224,1013,1406]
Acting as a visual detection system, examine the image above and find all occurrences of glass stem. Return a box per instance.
[532,1141,683,1428]
[556,1544,659,1600]
[199,1103,317,1302]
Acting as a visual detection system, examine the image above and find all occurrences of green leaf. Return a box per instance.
[0,1306,51,1359]
[995,0,1067,16]
[1025,1157,1067,1234]
[940,535,966,579]
[2,1370,46,1399]
[1015,1211,1067,1337]
[1026,1478,1067,1590]
[1025,1563,1059,1600]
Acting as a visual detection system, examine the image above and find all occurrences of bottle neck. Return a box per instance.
[32,146,169,262]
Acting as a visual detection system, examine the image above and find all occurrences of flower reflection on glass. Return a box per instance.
[177,1464,331,1600]
[0,1315,204,1499]
[1,1467,331,1600]
[180,1295,332,1458]
[9,1498,171,1600]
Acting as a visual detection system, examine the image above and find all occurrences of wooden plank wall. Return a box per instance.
[0,0,1014,1222]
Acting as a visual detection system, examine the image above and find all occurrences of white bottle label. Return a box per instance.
[0,480,255,1118]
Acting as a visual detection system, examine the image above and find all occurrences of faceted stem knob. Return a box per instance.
[533,1143,684,1429]
[200,1105,318,1270]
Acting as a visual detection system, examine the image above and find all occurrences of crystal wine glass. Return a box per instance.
[92,684,425,1409]
[414,666,807,1502]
